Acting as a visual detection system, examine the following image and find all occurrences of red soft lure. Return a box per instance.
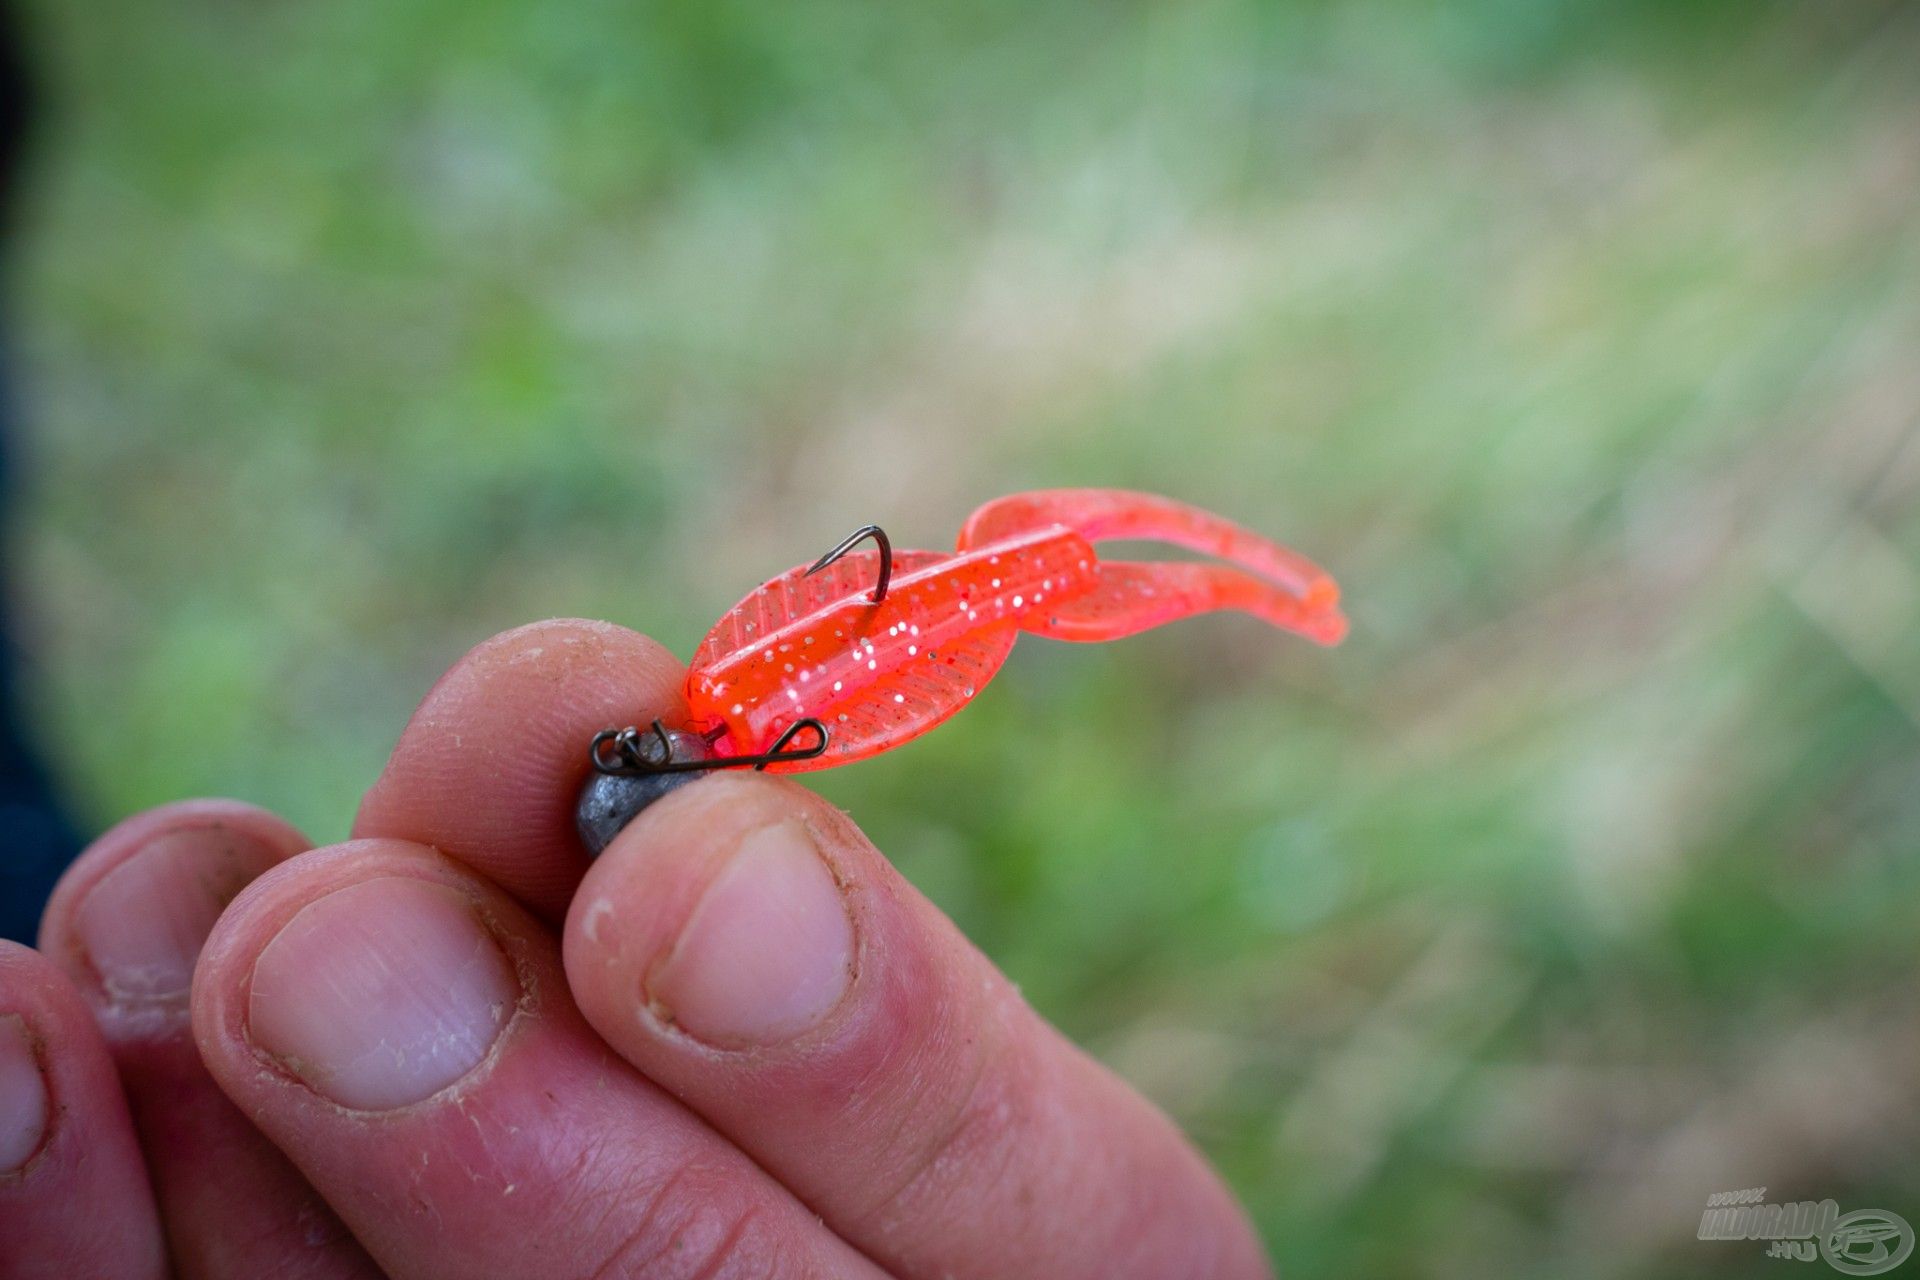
[650,488,1345,775]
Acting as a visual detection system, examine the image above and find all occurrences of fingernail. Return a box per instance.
[0,1014,47,1172]
[77,827,284,1002]
[248,877,518,1110]
[648,819,854,1048]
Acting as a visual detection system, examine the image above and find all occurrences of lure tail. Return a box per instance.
[958,488,1347,646]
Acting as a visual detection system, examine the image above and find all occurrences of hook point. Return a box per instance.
[803,523,892,603]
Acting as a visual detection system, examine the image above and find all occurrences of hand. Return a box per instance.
[0,619,1271,1279]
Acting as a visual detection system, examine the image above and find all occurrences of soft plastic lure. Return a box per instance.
[576,488,1346,852]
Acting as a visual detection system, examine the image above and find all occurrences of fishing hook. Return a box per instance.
[803,524,892,604]
[590,716,830,776]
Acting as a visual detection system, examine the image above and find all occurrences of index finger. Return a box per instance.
[353,618,685,921]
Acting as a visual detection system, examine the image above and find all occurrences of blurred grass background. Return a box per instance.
[11,0,1920,1274]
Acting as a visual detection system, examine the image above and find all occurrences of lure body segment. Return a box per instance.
[961,488,1344,644]
[681,488,1344,773]
[687,528,1096,770]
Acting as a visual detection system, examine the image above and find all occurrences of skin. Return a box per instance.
[0,618,1272,1279]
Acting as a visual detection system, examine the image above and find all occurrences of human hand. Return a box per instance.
[1,619,1271,1279]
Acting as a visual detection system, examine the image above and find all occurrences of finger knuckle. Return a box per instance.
[851,1025,1036,1239]
[585,1159,791,1280]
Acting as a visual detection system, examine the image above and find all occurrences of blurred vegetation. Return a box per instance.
[12,0,1920,1274]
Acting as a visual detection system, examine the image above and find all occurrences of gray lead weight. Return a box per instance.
[575,724,714,856]
[575,768,703,856]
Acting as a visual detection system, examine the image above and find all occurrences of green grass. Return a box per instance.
[15,1,1920,1273]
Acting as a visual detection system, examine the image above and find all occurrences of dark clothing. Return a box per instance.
[0,8,84,943]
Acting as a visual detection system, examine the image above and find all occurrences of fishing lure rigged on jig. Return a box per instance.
[576,488,1347,853]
